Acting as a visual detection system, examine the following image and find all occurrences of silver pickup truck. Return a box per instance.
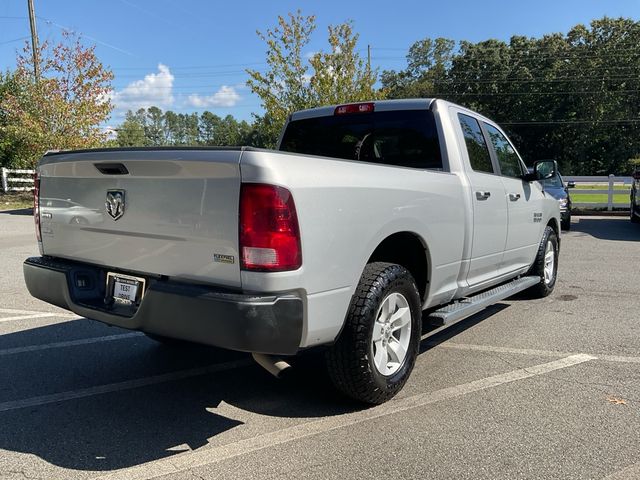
[24,99,560,404]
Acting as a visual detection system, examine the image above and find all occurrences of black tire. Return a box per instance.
[561,215,571,231]
[525,226,559,298]
[325,262,421,404]
[631,203,640,224]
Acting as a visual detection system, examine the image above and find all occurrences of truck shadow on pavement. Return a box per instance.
[0,301,510,472]
[571,217,640,241]
[0,320,358,471]
[0,208,33,216]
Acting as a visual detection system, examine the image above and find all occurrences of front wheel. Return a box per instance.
[525,226,559,298]
[325,262,422,404]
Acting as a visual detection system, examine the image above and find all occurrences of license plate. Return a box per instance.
[107,273,145,304]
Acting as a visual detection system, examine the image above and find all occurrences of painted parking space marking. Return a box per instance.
[603,461,640,479]
[433,341,640,364]
[0,358,253,413]
[0,308,77,323]
[91,354,595,480]
[0,308,78,323]
[0,332,143,356]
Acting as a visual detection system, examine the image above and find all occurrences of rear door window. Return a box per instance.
[483,123,525,178]
[279,109,443,170]
[457,114,493,173]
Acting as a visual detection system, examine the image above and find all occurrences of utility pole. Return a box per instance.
[27,0,40,80]
[367,44,371,77]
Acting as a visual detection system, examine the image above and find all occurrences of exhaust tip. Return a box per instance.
[252,353,292,379]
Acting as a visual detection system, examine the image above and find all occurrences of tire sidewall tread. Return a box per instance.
[526,226,559,298]
[325,262,421,405]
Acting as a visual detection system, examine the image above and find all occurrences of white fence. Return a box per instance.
[1,168,36,193]
[564,175,632,211]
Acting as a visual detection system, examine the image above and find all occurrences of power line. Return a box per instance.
[0,36,29,45]
[109,62,267,71]
[501,119,640,125]
[444,89,640,96]
[36,15,135,56]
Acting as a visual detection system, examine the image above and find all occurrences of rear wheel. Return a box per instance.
[325,262,421,404]
[525,226,559,298]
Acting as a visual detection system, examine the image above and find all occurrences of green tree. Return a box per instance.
[116,110,147,147]
[0,33,113,167]
[199,111,222,144]
[381,37,454,99]
[145,106,166,146]
[0,71,24,167]
[381,17,640,175]
[247,11,382,147]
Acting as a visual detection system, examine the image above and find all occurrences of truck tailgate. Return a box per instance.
[38,149,243,287]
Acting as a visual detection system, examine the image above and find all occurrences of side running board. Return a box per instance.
[426,276,540,327]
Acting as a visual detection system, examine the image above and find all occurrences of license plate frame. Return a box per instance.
[106,272,146,305]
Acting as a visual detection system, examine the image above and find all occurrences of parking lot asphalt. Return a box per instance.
[0,212,639,480]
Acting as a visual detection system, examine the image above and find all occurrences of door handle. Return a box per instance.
[509,193,521,201]
[476,191,491,200]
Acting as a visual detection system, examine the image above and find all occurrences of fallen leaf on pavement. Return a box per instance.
[607,396,627,405]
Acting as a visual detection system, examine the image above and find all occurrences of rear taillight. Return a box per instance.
[239,183,302,272]
[33,172,41,243]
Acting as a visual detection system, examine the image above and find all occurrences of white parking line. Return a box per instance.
[0,308,74,316]
[0,313,67,323]
[0,358,253,413]
[603,461,640,479]
[0,308,77,323]
[0,332,143,356]
[92,354,595,480]
[434,342,640,364]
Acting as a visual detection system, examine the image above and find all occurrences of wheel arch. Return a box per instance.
[547,217,560,250]
[366,231,431,302]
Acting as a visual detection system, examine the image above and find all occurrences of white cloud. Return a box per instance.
[102,125,118,140]
[110,64,175,112]
[187,85,241,108]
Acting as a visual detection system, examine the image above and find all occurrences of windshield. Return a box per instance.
[279,109,443,169]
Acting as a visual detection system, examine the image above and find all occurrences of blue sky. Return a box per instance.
[1,0,639,125]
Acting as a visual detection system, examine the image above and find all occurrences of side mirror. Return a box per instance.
[526,159,557,181]
[567,181,576,188]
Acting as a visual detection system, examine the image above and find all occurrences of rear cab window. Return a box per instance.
[279,109,443,170]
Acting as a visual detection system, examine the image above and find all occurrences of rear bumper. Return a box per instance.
[23,256,304,355]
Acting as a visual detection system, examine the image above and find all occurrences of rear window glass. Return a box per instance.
[279,109,443,170]
[457,114,493,174]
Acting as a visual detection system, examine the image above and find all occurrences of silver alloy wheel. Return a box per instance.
[371,292,412,376]
[543,239,556,285]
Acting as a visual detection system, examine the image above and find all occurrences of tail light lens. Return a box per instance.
[239,183,302,272]
[33,172,41,242]
[334,102,375,115]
